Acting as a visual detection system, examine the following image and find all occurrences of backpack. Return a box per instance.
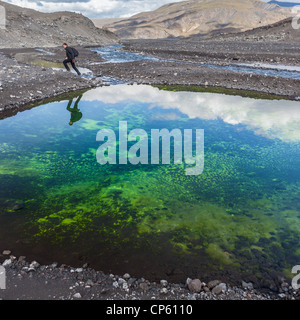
[71,47,79,58]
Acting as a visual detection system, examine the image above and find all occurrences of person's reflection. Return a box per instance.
[67,95,83,126]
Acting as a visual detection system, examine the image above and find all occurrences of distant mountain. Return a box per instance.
[106,0,292,39]
[211,16,300,42]
[268,1,300,7]
[0,0,119,48]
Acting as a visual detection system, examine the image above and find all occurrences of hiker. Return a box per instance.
[67,95,83,125]
[62,43,81,76]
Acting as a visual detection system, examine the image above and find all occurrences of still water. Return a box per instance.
[0,85,300,284]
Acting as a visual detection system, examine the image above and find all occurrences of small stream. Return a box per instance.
[92,44,300,80]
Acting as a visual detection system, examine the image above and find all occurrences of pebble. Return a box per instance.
[118,278,126,285]
[242,281,254,290]
[123,273,130,280]
[160,279,168,287]
[29,261,40,269]
[2,250,11,255]
[2,259,12,267]
[139,282,149,291]
[73,293,82,299]
[188,279,202,293]
[207,280,221,289]
[186,277,192,286]
[160,288,168,294]
[122,282,129,291]
[212,283,227,295]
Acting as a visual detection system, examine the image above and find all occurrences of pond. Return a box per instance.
[0,84,300,285]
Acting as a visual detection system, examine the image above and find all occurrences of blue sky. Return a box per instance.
[2,0,300,18]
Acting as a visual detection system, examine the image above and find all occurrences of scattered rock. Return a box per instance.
[29,261,40,269]
[73,293,82,299]
[242,281,254,290]
[123,273,130,280]
[2,259,12,267]
[188,279,202,293]
[2,250,11,255]
[139,282,149,291]
[18,256,26,262]
[122,282,129,291]
[212,283,227,295]
[118,278,126,285]
[160,280,168,287]
[207,280,221,289]
[160,288,168,294]
[128,278,137,286]
[186,278,192,287]
[203,286,210,293]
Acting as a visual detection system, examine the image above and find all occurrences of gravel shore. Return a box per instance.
[1,251,299,300]
[0,47,104,118]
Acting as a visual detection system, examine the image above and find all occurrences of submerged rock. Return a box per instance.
[12,201,24,211]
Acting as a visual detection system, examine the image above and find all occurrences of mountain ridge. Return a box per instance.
[0,1,119,48]
[105,0,292,39]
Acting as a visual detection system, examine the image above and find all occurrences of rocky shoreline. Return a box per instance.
[1,39,300,119]
[0,40,300,114]
[1,250,299,300]
[0,48,105,119]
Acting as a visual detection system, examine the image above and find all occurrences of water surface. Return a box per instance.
[0,85,299,284]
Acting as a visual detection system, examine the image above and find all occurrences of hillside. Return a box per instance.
[106,0,292,39]
[211,16,300,42]
[0,1,119,48]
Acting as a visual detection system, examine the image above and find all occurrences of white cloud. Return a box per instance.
[2,0,185,18]
[82,84,300,142]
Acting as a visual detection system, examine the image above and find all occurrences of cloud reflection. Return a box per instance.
[82,84,300,142]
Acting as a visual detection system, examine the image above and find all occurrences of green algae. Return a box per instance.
[15,52,63,69]
[0,86,300,281]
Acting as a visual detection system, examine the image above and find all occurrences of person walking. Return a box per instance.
[62,43,81,76]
